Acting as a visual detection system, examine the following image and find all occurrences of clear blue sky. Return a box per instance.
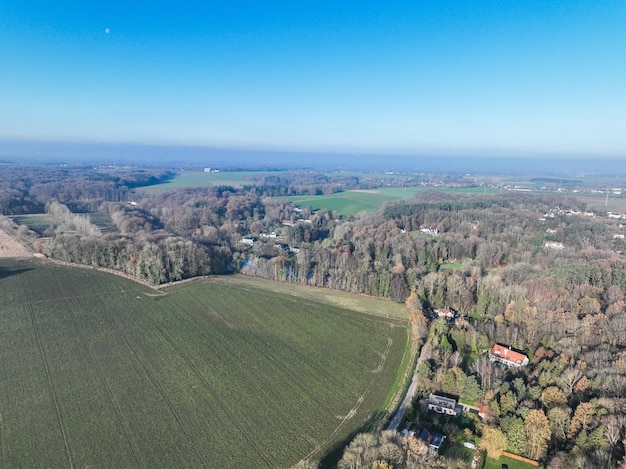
[1,1,625,158]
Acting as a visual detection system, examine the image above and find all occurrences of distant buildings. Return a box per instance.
[543,241,564,250]
[419,226,439,236]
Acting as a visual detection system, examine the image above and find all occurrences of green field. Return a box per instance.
[137,170,264,193]
[8,213,58,233]
[9,213,115,234]
[278,189,417,216]
[0,259,409,468]
[136,169,626,214]
[224,274,408,320]
[278,187,511,216]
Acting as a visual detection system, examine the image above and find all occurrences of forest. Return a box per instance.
[1,164,626,467]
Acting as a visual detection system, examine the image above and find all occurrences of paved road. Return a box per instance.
[387,337,432,431]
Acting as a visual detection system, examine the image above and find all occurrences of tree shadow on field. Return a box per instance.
[0,266,33,280]
[318,428,363,469]
[318,411,387,469]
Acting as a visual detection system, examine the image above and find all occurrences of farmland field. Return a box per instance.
[0,259,409,468]
[278,189,416,216]
[9,213,115,235]
[8,213,58,234]
[137,170,264,193]
[278,187,510,216]
[223,274,408,320]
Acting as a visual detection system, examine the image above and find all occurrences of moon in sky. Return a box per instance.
[105,28,110,34]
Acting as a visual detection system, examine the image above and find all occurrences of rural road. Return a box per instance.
[387,337,432,431]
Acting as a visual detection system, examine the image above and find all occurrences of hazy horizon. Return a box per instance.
[3,139,626,176]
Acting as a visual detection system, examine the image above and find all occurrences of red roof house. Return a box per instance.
[489,343,529,367]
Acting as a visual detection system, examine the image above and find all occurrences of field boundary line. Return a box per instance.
[36,256,215,292]
[66,297,144,468]
[20,275,74,469]
[36,257,162,290]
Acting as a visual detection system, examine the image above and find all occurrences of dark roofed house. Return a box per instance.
[489,343,529,367]
[419,428,446,452]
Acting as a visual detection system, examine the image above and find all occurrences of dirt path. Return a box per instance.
[387,337,432,431]
[0,229,30,258]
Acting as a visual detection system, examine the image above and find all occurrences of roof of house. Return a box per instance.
[490,343,527,364]
[419,429,445,449]
[428,393,457,409]
[430,433,445,448]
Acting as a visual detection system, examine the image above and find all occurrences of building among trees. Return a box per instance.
[488,343,529,367]
[426,393,462,416]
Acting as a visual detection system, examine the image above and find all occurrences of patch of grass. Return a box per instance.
[9,214,59,234]
[572,193,626,211]
[86,213,115,233]
[485,454,541,469]
[221,274,409,320]
[9,213,115,235]
[0,259,409,468]
[442,443,474,464]
[278,190,414,216]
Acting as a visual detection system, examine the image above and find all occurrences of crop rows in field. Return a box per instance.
[0,259,409,468]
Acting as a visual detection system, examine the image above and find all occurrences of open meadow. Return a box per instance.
[136,170,263,193]
[0,259,409,468]
[277,189,416,217]
[9,213,115,235]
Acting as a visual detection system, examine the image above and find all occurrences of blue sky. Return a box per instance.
[1,1,625,158]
